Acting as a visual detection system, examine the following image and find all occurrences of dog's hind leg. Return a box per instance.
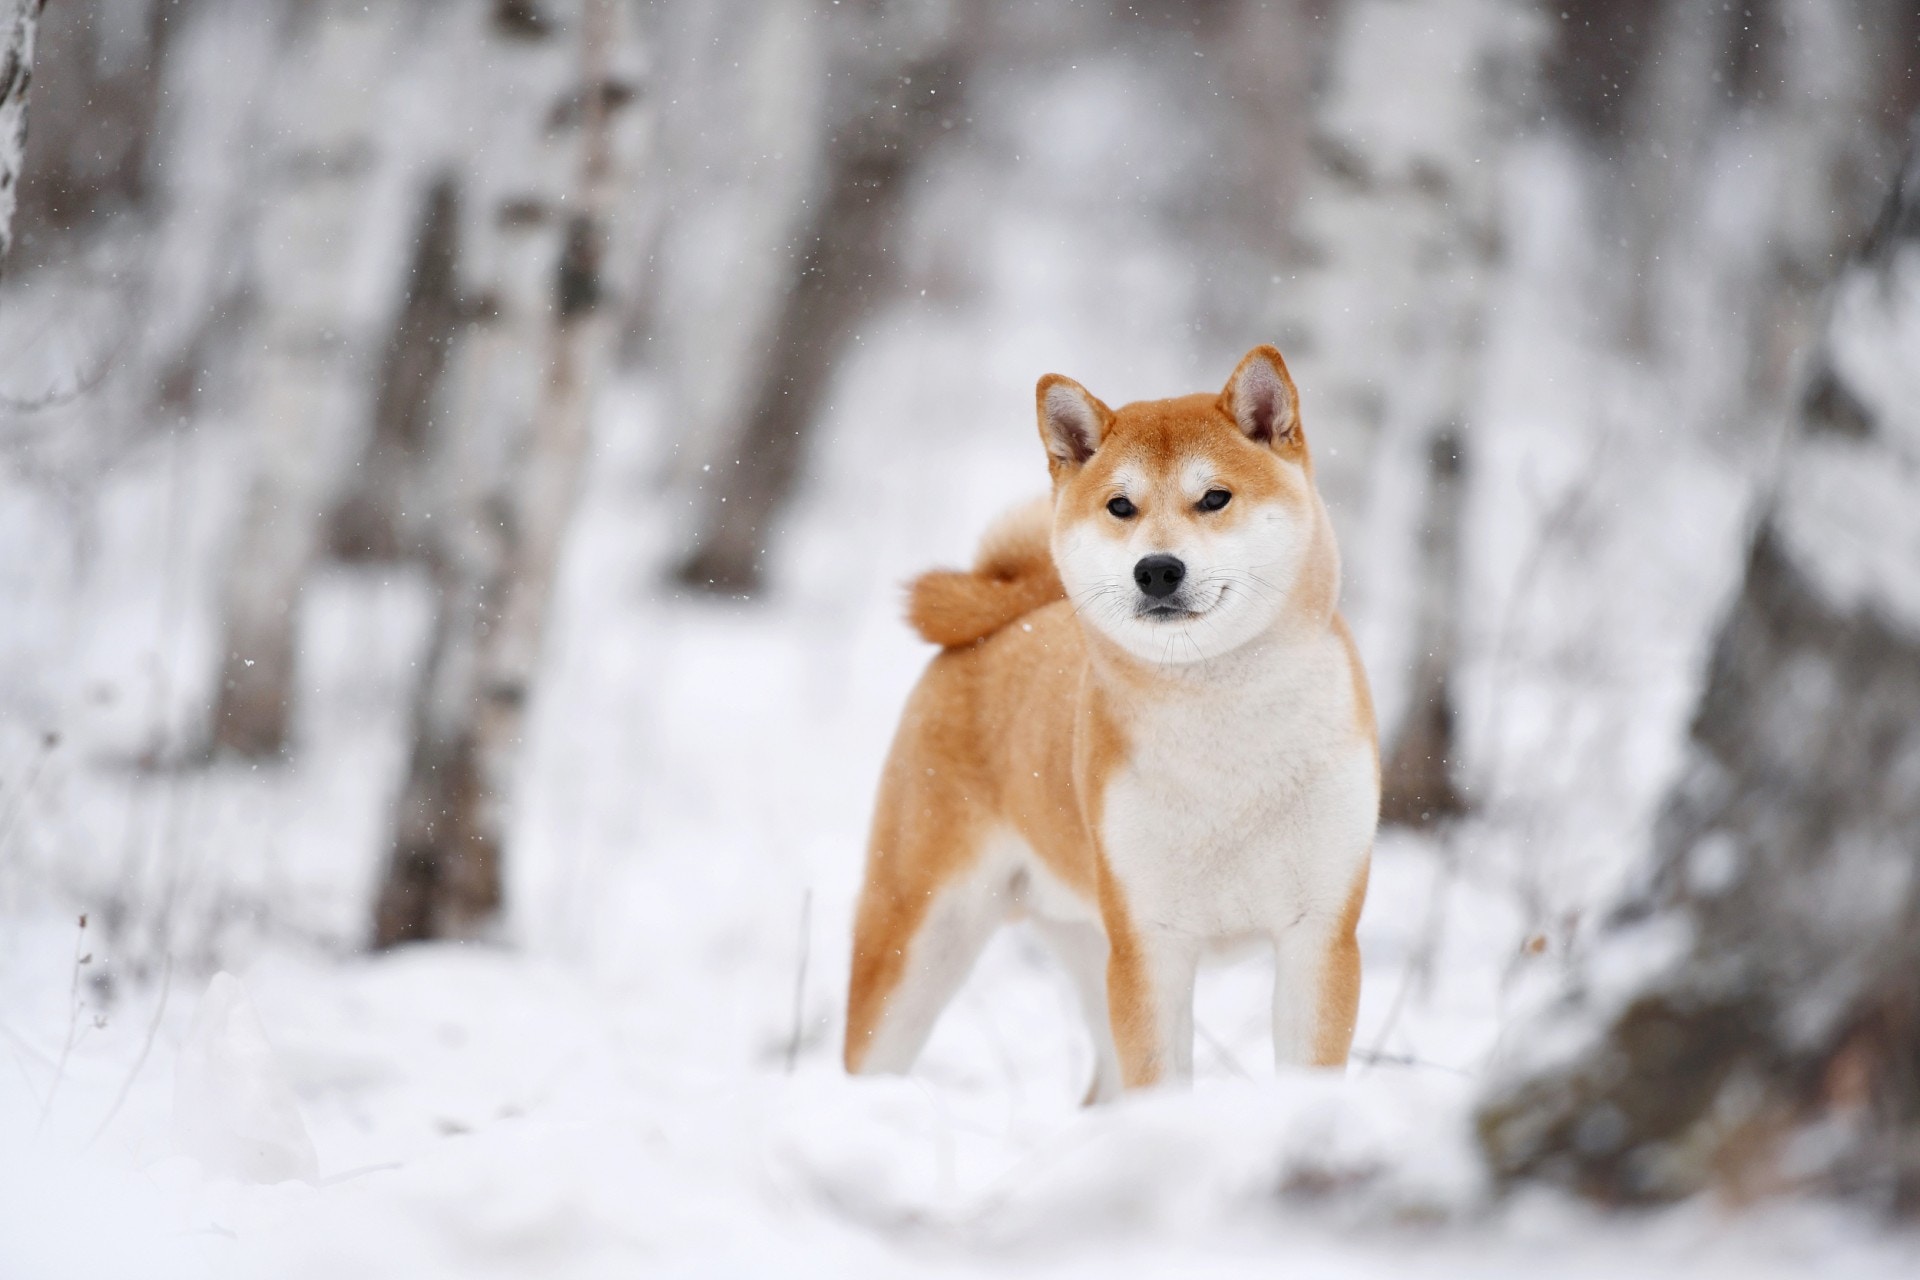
[845,833,1011,1076]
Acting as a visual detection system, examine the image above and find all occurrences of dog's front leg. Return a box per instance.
[1102,916,1200,1090]
[1272,916,1361,1068]
[1271,858,1369,1069]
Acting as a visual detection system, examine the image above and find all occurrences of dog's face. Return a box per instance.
[1040,346,1330,666]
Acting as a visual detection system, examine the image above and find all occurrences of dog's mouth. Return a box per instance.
[1134,589,1223,623]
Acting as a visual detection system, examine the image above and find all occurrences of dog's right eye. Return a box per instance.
[1106,496,1136,519]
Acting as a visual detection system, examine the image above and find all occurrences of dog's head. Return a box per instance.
[1039,345,1334,666]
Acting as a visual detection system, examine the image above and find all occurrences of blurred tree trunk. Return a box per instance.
[1480,137,1920,1212]
[1541,0,1660,148]
[673,2,969,595]
[1288,0,1535,825]
[1738,0,1916,409]
[208,0,422,757]
[325,176,465,562]
[0,0,45,269]
[1169,0,1343,344]
[1610,0,1736,351]
[137,0,285,425]
[7,0,179,269]
[1614,0,1916,364]
[372,0,650,946]
[1379,429,1469,828]
[648,0,828,497]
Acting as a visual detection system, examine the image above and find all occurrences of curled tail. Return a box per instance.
[907,497,1065,648]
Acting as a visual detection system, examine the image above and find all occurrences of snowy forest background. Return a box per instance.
[3,0,1920,1274]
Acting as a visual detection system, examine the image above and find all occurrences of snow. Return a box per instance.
[4,5,1918,1276]
[171,972,319,1185]
[0,334,1906,1274]
[8,912,1918,1278]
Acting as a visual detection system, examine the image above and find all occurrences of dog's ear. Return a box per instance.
[1219,345,1301,450]
[1036,374,1113,471]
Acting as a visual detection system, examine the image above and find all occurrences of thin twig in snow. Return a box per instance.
[1349,1048,1472,1077]
[784,888,812,1074]
[911,1077,959,1205]
[1359,830,1458,1072]
[316,1162,406,1187]
[1196,1019,1252,1081]
[0,305,135,415]
[0,730,58,867]
[34,913,91,1134]
[3,1021,52,1105]
[87,949,172,1150]
[962,981,1025,1130]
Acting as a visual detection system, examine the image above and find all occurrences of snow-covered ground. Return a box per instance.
[2,340,1911,1273]
[5,34,1917,1278]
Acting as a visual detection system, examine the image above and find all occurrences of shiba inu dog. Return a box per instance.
[844,346,1378,1099]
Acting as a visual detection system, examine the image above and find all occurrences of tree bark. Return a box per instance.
[208,0,425,757]
[1379,429,1470,828]
[1281,0,1533,815]
[1611,0,1739,352]
[1739,0,1912,410]
[372,0,649,946]
[1616,0,1913,363]
[1541,0,1661,148]
[1479,136,1920,1214]
[6,0,178,271]
[325,176,465,562]
[0,0,45,271]
[672,3,969,595]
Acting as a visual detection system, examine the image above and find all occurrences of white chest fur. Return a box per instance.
[1096,628,1376,943]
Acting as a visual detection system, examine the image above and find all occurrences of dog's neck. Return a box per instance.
[1082,608,1336,705]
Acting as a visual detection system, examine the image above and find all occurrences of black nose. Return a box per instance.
[1133,554,1186,599]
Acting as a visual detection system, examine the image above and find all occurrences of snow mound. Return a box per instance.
[172,972,319,1185]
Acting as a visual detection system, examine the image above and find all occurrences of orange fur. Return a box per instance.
[1098,862,1162,1088]
[1313,858,1370,1066]
[844,599,1093,1069]
[905,499,1065,647]
[1332,613,1378,747]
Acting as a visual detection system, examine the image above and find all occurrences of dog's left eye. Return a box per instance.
[1198,489,1231,512]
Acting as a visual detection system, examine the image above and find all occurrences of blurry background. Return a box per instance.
[2,0,1920,1273]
